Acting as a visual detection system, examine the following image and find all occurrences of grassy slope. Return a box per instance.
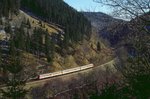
[52,27,114,71]
[0,11,115,99]
[8,11,62,75]
[9,11,114,73]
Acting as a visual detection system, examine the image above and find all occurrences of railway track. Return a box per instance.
[26,58,117,86]
[0,58,116,88]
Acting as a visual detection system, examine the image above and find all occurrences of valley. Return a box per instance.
[0,0,149,99]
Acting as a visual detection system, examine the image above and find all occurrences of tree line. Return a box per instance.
[0,0,20,17]
[21,0,92,45]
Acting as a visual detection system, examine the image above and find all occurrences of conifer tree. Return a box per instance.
[0,0,20,17]
[27,19,31,29]
[97,41,101,51]
[45,32,55,63]
[26,31,31,52]
[21,0,92,45]
[1,39,27,99]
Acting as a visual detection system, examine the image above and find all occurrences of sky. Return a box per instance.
[64,0,112,13]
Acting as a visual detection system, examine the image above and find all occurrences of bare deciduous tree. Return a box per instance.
[93,0,150,98]
[94,0,150,20]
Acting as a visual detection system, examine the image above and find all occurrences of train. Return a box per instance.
[38,64,94,80]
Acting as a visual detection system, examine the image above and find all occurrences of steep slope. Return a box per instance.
[1,1,113,81]
[83,12,124,30]
[11,10,61,34]
[21,0,91,43]
[99,13,150,48]
[87,12,149,59]
[83,12,129,47]
[19,0,114,70]
[99,22,130,47]
[0,0,114,82]
[0,10,63,77]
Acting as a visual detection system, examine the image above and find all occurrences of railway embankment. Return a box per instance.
[27,58,116,86]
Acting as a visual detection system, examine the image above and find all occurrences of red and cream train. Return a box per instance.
[38,64,94,80]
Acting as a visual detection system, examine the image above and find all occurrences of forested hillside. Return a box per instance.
[0,0,113,75]
[83,12,126,47]
[0,0,20,17]
[21,0,92,44]
[0,0,115,98]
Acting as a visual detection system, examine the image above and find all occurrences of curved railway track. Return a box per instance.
[26,58,117,86]
[0,58,116,88]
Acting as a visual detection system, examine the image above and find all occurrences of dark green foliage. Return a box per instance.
[97,41,101,51]
[1,62,27,99]
[11,25,26,51]
[26,31,31,52]
[45,32,55,63]
[9,39,16,57]
[0,18,3,25]
[27,19,31,29]
[90,83,116,99]
[98,84,119,99]
[31,28,44,52]
[90,83,130,99]
[30,28,55,62]
[4,23,12,34]
[1,79,27,99]
[6,56,23,74]
[0,47,3,73]
[7,24,32,54]
[21,0,91,45]
[1,41,27,99]
[0,0,9,17]
[6,22,57,63]
[0,0,20,17]
[73,93,80,99]
[119,50,150,98]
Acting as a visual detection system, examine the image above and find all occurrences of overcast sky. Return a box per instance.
[64,0,112,13]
